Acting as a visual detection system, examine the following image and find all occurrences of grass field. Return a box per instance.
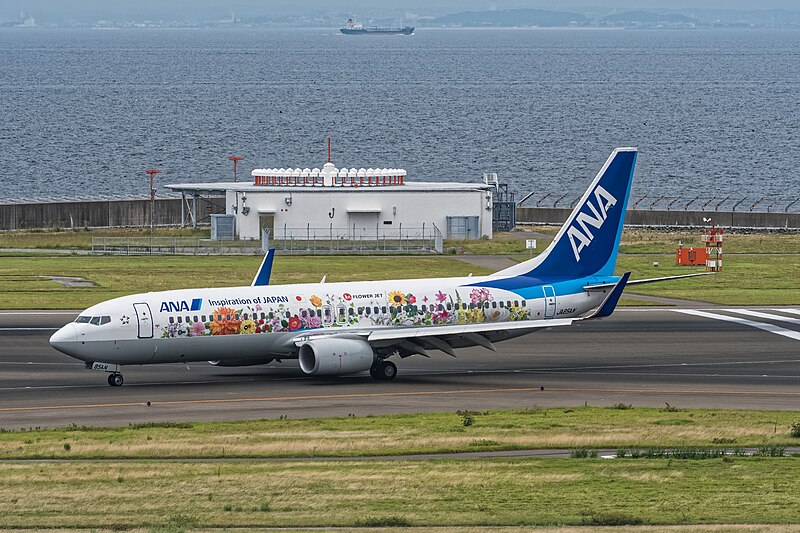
[2,407,798,460]
[1,457,799,529]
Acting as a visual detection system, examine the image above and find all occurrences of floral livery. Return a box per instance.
[159,287,528,338]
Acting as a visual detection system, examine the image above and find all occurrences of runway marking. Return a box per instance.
[4,385,800,413]
[0,311,77,315]
[779,308,800,317]
[0,327,59,331]
[674,310,800,341]
[728,309,800,325]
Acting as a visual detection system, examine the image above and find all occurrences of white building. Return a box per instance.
[168,160,494,241]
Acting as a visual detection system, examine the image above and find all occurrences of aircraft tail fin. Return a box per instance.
[495,148,637,280]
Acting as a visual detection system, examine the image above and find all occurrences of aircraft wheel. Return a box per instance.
[371,361,397,381]
[108,373,124,387]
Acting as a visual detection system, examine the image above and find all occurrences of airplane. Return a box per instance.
[49,148,709,386]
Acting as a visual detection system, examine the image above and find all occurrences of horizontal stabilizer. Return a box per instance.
[584,271,630,319]
[584,271,714,291]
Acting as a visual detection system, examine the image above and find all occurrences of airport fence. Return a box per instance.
[264,224,444,255]
[91,237,264,256]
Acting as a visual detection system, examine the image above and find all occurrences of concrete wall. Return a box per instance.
[0,198,225,230]
[516,207,800,229]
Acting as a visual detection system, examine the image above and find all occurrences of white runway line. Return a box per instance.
[779,309,800,317]
[728,309,800,325]
[674,309,800,342]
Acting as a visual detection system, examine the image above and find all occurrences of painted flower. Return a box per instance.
[239,319,257,334]
[388,291,406,306]
[288,316,302,331]
[310,295,323,308]
[407,295,417,305]
[209,306,241,335]
[466,308,485,323]
[423,296,428,303]
[470,288,493,305]
[306,315,322,329]
[435,290,447,303]
[189,321,206,337]
[432,309,450,324]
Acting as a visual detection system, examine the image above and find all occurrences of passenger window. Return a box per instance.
[169,317,175,324]
[522,300,527,307]
[357,307,364,315]
[446,303,452,311]
[202,315,207,322]
[364,307,371,316]
[185,316,190,323]
[285,311,291,318]
[177,316,183,324]
[514,300,519,307]
[242,313,248,320]
[268,312,273,319]
[193,316,198,323]
[100,316,111,325]
[301,310,308,318]
[499,301,504,308]
[348,308,355,316]
[381,306,387,314]
[234,314,240,321]
[260,313,266,320]
[492,302,497,309]
[374,306,379,315]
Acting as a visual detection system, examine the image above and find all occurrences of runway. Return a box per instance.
[1,308,799,429]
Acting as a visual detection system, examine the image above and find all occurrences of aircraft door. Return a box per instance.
[542,286,556,318]
[132,303,154,338]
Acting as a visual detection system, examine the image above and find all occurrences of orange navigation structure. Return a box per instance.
[676,221,723,272]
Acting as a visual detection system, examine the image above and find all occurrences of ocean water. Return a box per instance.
[0,28,798,205]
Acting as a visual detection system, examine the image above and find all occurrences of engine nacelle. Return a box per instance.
[298,338,375,376]
[208,358,274,367]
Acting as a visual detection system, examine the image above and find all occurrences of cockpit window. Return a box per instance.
[75,315,111,326]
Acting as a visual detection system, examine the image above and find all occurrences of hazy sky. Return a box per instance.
[6,0,800,21]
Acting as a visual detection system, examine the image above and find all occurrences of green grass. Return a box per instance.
[2,407,798,460]
[1,458,799,528]
[617,255,800,305]
[0,255,493,309]
[0,227,211,250]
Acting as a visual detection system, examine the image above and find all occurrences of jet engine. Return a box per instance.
[298,338,375,376]
[208,358,274,367]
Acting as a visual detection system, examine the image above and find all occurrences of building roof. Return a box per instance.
[166,181,492,195]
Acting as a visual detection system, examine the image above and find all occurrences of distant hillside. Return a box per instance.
[601,11,697,26]
[433,9,586,28]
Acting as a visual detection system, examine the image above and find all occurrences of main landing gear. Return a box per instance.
[370,360,397,381]
[107,373,124,387]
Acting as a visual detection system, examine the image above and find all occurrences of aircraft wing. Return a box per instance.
[293,318,574,358]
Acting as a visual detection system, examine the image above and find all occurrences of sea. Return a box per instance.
[1,28,798,206]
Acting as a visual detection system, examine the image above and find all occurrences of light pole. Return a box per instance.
[228,156,243,182]
[145,169,161,235]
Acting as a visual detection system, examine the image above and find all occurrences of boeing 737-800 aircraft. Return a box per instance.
[50,148,705,386]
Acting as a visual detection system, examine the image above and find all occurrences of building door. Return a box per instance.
[347,212,378,239]
[542,286,556,318]
[132,303,153,338]
[259,214,274,236]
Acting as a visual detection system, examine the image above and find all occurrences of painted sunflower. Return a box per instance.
[388,291,406,306]
[239,319,257,334]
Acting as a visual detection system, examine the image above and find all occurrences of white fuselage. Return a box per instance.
[49,274,605,366]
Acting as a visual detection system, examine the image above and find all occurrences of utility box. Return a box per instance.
[211,214,236,240]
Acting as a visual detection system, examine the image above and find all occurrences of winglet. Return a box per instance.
[251,249,275,286]
[586,271,630,319]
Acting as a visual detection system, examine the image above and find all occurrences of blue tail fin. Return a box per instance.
[495,148,637,280]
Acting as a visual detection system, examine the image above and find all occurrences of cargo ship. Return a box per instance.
[340,19,414,35]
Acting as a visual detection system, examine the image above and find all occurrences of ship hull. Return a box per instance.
[340,27,414,35]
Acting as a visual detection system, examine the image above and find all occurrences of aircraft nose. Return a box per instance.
[49,323,77,353]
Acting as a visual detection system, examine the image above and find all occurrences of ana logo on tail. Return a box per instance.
[567,185,617,262]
